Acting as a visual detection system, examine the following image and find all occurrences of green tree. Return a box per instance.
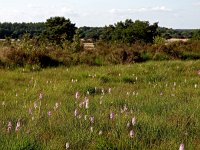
[71,29,82,53]
[192,29,200,40]
[100,19,158,44]
[44,17,77,45]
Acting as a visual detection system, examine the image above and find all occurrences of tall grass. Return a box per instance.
[0,60,200,149]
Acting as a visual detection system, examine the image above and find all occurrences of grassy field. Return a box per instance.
[0,60,200,150]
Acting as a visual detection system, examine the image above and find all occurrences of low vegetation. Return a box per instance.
[0,61,200,149]
[0,38,200,68]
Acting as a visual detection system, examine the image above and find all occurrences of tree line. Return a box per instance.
[0,22,45,39]
[0,16,199,44]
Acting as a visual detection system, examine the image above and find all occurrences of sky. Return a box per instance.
[0,0,200,29]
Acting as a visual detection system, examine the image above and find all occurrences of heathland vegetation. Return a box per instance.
[0,17,200,69]
[0,16,200,149]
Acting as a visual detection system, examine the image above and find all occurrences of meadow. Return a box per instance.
[0,60,200,150]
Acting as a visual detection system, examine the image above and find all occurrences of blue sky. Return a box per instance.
[0,0,199,28]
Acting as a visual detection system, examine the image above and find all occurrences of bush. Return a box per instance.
[1,36,200,68]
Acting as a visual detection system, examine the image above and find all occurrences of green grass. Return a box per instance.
[0,60,200,150]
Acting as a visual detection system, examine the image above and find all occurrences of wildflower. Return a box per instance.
[39,93,43,100]
[89,116,94,124]
[2,101,5,106]
[75,92,80,99]
[194,84,197,88]
[129,130,134,138]
[85,97,89,109]
[179,144,184,150]
[131,117,136,126]
[198,70,200,76]
[84,115,87,120]
[66,142,69,149]
[7,121,12,133]
[54,102,59,110]
[109,112,114,120]
[99,130,103,135]
[48,111,52,117]
[101,89,105,95]
[55,102,59,108]
[108,88,112,94]
[74,109,78,117]
[15,120,21,131]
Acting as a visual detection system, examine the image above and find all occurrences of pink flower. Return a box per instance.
[129,130,134,138]
[109,112,114,120]
[39,93,43,100]
[108,88,112,94]
[74,109,78,117]
[66,142,69,149]
[7,121,12,133]
[55,102,59,108]
[15,120,21,131]
[48,111,52,117]
[131,117,136,126]
[85,97,89,109]
[89,116,94,124]
[75,92,80,99]
[198,70,200,76]
[54,102,59,110]
[179,144,184,150]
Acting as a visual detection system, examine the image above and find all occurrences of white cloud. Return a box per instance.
[109,6,172,14]
[193,1,200,6]
[151,6,172,11]
[0,4,79,23]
